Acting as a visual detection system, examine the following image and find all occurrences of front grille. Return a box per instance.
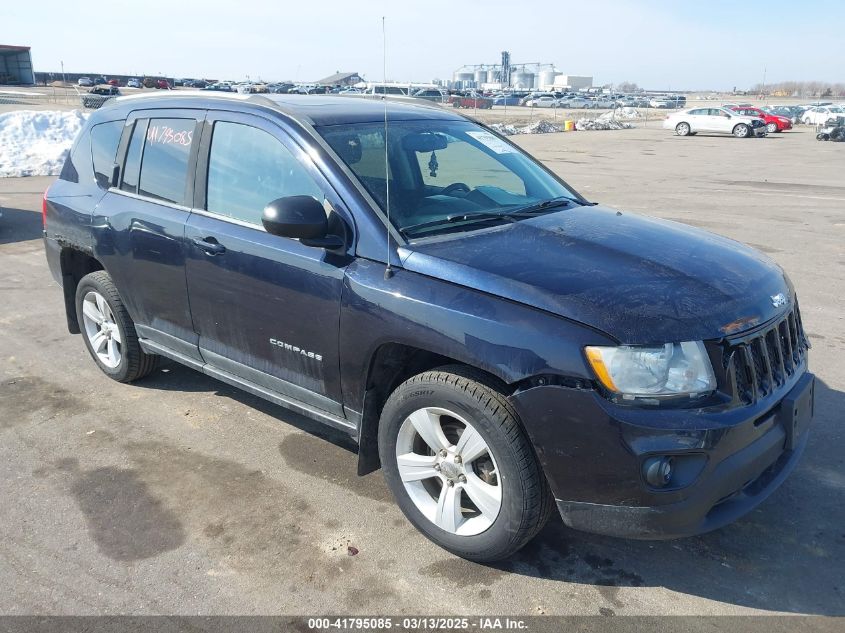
[726,302,808,405]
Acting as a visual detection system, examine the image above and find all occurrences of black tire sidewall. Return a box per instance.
[378,377,532,560]
[75,273,134,382]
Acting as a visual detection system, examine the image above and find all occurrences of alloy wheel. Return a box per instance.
[81,290,122,368]
[734,124,749,138]
[395,407,501,536]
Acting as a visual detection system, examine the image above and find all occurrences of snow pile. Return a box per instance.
[575,116,635,131]
[489,119,562,136]
[0,110,88,177]
[522,120,563,134]
[488,123,519,136]
[608,107,641,120]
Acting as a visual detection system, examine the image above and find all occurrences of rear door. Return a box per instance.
[93,109,204,360]
[184,110,352,416]
[685,109,708,132]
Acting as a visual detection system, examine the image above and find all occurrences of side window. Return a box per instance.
[137,118,196,204]
[90,121,124,189]
[414,134,525,195]
[206,121,324,225]
[688,109,707,116]
[120,120,147,195]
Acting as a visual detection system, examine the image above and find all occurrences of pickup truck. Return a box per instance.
[43,93,813,562]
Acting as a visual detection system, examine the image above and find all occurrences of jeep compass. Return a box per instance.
[43,93,813,561]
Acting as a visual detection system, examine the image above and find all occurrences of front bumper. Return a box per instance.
[752,125,768,137]
[509,368,814,539]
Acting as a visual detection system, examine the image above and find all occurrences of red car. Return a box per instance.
[730,106,792,133]
[448,94,493,109]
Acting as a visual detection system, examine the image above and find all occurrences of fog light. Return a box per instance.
[643,456,674,488]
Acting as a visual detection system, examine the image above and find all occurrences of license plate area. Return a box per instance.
[780,374,815,451]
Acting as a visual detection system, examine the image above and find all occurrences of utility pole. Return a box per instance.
[61,60,65,84]
[761,66,767,100]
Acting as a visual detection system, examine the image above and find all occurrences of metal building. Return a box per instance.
[0,45,35,85]
[553,75,593,90]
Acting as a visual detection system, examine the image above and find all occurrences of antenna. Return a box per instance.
[382,16,394,280]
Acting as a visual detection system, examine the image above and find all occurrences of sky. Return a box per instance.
[3,0,842,90]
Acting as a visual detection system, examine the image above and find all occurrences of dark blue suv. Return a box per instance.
[43,93,814,561]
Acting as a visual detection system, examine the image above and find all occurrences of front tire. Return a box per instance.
[675,122,691,136]
[766,122,778,134]
[733,123,750,138]
[75,271,158,383]
[378,366,552,562]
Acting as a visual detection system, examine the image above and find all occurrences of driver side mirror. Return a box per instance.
[262,196,343,249]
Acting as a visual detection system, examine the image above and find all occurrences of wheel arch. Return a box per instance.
[356,342,512,476]
[59,247,105,334]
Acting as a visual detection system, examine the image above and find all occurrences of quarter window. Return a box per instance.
[206,121,324,225]
[90,121,124,189]
[137,118,196,204]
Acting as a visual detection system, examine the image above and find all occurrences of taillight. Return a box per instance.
[42,189,48,229]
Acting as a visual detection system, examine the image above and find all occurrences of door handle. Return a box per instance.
[192,237,226,255]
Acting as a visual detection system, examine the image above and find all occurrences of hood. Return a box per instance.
[400,206,791,344]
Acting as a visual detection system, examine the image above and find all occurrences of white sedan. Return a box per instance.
[663,107,767,138]
[558,97,589,108]
[525,96,560,108]
[801,106,845,126]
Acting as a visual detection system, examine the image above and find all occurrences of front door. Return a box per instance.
[710,109,735,133]
[184,111,351,417]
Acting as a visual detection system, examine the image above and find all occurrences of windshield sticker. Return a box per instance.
[466,131,517,154]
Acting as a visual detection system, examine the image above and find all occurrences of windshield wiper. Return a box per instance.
[503,196,580,216]
[400,211,518,237]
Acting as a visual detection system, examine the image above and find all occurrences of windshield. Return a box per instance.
[318,119,579,238]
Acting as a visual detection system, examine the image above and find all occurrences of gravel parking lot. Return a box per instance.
[0,124,842,617]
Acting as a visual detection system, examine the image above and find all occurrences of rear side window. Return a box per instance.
[206,121,323,225]
[138,118,196,204]
[90,121,124,189]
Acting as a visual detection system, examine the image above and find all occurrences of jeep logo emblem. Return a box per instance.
[771,293,788,308]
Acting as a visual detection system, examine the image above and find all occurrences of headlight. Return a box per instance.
[585,341,716,399]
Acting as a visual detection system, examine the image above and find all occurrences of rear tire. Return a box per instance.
[378,365,552,562]
[675,122,691,136]
[75,271,158,383]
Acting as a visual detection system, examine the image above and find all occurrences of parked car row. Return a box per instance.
[801,105,845,126]
[479,91,681,110]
